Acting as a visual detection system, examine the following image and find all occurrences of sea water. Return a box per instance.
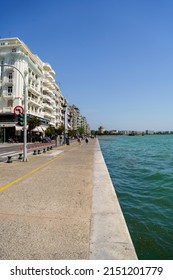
[99,135,173,260]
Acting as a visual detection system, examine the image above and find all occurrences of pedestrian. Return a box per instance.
[59,136,62,145]
[85,138,89,144]
[77,137,81,144]
[66,136,70,145]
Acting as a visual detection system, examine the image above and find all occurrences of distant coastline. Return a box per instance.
[95,129,173,136]
[93,126,173,137]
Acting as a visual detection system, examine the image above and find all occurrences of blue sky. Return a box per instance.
[1,0,173,131]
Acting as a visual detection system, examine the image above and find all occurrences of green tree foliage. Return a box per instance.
[91,130,98,136]
[27,116,42,142]
[77,126,84,136]
[55,124,64,135]
[68,129,75,137]
[27,116,41,131]
[45,126,55,137]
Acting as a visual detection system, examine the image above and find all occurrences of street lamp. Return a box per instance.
[0,64,28,161]
[62,101,67,144]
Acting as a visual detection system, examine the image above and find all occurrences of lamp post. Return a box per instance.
[62,101,67,144]
[0,64,28,161]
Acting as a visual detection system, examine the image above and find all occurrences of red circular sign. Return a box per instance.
[14,106,24,116]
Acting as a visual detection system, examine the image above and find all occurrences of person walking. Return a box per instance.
[77,137,81,144]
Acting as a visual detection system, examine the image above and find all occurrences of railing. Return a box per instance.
[28,84,41,95]
[28,97,42,107]
[43,103,54,110]
[0,106,13,113]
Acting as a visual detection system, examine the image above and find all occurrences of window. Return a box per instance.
[12,48,16,52]
[9,58,15,65]
[8,72,13,82]
[8,86,13,93]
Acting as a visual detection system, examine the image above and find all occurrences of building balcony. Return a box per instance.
[42,86,50,92]
[42,93,52,102]
[43,63,55,76]
[2,92,13,99]
[43,78,51,86]
[0,106,14,113]
[43,103,54,111]
[27,110,44,118]
[43,79,54,90]
[43,111,52,119]
[44,71,54,80]
[28,85,41,96]
[28,97,43,107]
[3,78,13,84]
[28,73,35,81]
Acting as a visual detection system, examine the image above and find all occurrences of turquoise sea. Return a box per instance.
[99,135,173,260]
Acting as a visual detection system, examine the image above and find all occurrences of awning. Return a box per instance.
[38,127,43,132]
[32,127,41,132]
[40,125,47,131]
[15,125,23,131]
[32,127,39,132]
[15,125,28,131]
[32,125,47,132]
[0,123,15,128]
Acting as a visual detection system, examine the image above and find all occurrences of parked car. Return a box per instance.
[42,137,51,143]
[8,137,19,143]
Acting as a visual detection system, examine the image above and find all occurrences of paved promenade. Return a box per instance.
[0,139,137,260]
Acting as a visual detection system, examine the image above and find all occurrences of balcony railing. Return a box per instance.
[0,106,13,113]
[43,103,54,110]
[2,92,13,99]
[28,85,41,96]
[28,97,43,107]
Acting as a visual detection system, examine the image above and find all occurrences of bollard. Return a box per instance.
[43,148,46,153]
[33,150,37,155]
[47,147,50,151]
[7,156,13,163]
[50,146,52,150]
[38,149,41,154]
[18,153,23,160]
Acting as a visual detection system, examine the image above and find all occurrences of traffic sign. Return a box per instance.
[14,106,24,116]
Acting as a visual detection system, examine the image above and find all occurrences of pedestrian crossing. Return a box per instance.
[0,151,19,158]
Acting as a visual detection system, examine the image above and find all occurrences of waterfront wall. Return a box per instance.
[89,139,138,259]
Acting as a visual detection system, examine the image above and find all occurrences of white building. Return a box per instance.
[68,105,90,135]
[0,37,65,142]
[98,126,105,134]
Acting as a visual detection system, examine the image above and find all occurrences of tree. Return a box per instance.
[55,124,64,136]
[45,126,55,137]
[27,116,41,131]
[77,126,84,136]
[91,130,98,136]
[68,129,75,137]
[27,116,41,142]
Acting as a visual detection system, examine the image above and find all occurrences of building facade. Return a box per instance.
[68,105,90,136]
[0,37,90,142]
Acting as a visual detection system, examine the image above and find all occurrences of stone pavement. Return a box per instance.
[0,138,137,260]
